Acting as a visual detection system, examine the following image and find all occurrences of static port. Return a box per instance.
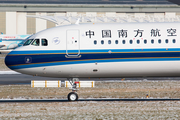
[93,69,98,72]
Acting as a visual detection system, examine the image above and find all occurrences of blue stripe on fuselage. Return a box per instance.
[8,58,180,70]
[5,48,180,69]
[8,48,180,55]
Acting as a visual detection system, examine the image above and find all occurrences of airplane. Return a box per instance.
[0,35,30,53]
[4,22,180,101]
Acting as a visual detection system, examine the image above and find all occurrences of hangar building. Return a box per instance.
[0,0,180,35]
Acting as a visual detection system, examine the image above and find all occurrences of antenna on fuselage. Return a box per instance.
[75,18,80,25]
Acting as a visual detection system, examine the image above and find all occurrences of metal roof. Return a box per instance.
[0,0,175,5]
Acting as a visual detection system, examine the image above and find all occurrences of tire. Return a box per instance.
[67,92,78,101]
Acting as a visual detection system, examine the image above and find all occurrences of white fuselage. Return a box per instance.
[5,23,180,78]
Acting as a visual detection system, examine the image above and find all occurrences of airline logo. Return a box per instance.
[86,30,94,38]
[85,28,177,38]
[25,57,32,64]
[52,37,60,45]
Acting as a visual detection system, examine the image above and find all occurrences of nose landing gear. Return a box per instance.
[67,78,79,101]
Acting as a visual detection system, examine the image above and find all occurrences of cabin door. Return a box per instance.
[66,30,80,57]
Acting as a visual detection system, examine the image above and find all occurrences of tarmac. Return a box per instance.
[0,74,61,85]
[1,73,180,85]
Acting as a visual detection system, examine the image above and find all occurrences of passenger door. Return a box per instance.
[66,30,80,58]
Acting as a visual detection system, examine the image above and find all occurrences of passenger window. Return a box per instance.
[31,39,40,46]
[144,39,147,44]
[115,40,118,44]
[94,40,97,45]
[129,40,133,44]
[173,39,176,43]
[158,39,161,44]
[151,39,154,44]
[41,39,48,46]
[165,39,168,44]
[137,40,140,44]
[122,40,125,44]
[101,40,104,45]
[108,40,111,44]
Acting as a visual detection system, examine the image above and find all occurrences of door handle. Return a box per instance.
[65,55,81,58]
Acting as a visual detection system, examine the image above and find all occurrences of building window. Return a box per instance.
[47,13,56,29]
[129,40,133,44]
[0,12,6,34]
[27,12,36,34]
[122,40,125,44]
[158,39,161,44]
[137,40,140,44]
[165,39,168,44]
[115,40,118,44]
[173,39,176,43]
[151,39,154,44]
[144,39,147,44]
[108,40,111,44]
[101,40,104,45]
[94,40,97,45]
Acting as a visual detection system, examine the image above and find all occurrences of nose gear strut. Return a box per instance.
[67,78,79,101]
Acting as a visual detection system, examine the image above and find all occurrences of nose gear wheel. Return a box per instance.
[68,92,78,101]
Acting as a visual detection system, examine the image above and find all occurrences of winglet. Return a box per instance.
[75,18,80,25]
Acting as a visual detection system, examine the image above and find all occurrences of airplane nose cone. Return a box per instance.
[5,50,32,71]
[5,51,19,71]
[5,53,13,70]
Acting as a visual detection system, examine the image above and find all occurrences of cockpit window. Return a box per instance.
[42,39,48,46]
[31,39,40,46]
[23,39,33,46]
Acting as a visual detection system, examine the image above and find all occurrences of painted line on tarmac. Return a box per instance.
[0,98,180,103]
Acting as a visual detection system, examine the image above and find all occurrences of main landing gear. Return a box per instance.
[67,78,79,101]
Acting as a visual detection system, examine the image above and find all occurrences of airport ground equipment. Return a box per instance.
[31,80,95,101]
[31,81,61,87]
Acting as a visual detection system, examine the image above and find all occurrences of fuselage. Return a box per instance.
[5,23,180,78]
